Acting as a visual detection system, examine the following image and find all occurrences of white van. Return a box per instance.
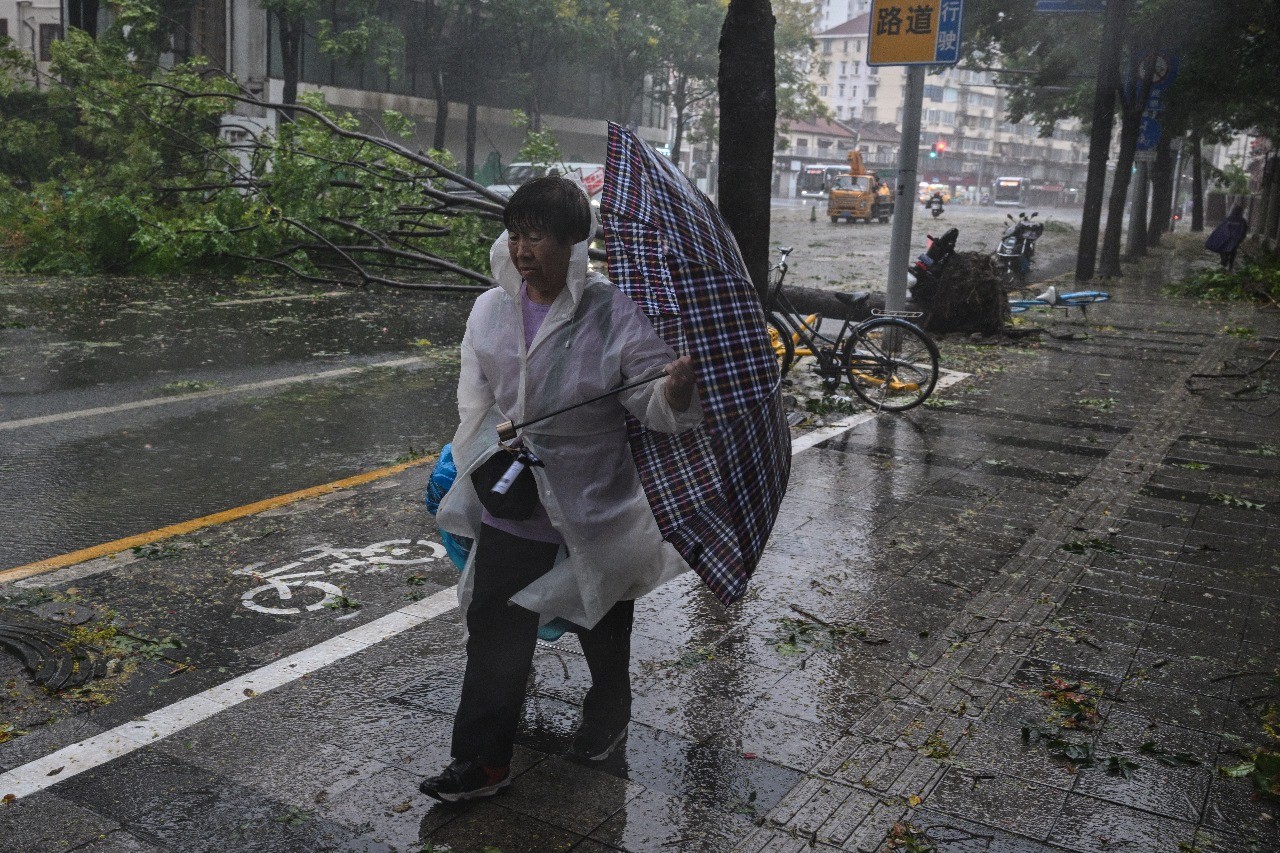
[487,162,606,205]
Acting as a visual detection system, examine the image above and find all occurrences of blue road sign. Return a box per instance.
[1137,114,1162,152]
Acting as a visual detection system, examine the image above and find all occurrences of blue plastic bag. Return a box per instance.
[425,444,473,570]
[426,444,571,642]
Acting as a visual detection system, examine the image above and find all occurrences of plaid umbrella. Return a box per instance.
[601,122,790,606]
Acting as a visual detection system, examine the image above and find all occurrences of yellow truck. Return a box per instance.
[827,151,894,224]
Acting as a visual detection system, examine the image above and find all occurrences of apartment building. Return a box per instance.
[793,12,1091,204]
[0,0,63,87]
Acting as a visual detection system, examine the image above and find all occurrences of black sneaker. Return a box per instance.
[569,722,629,761]
[419,759,511,803]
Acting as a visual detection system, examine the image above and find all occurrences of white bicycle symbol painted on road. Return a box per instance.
[234,539,446,615]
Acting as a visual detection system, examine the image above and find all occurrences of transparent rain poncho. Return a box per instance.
[435,230,703,629]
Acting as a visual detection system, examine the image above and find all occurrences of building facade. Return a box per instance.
[4,2,667,174]
[791,11,1091,204]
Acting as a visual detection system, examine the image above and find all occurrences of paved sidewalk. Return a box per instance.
[2,242,1279,851]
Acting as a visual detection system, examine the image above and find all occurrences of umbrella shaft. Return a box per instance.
[502,370,667,438]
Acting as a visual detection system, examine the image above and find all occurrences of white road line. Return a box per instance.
[0,356,429,431]
[0,587,458,800]
[788,367,970,455]
[0,367,973,800]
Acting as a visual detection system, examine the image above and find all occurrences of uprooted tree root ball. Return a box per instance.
[913,251,1011,336]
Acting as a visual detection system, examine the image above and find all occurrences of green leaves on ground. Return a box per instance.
[1021,720,1097,767]
[1060,538,1122,556]
[770,612,887,656]
[1107,755,1140,779]
[1139,741,1202,767]
[1210,493,1266,511]
[1168,260,1280,305]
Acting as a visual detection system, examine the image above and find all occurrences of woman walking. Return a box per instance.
[425,175,702,802]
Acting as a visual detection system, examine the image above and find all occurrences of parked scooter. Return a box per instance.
[907,227,959,306]
[995,211,1043,285]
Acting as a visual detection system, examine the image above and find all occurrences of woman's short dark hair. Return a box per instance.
[504,176,593,246]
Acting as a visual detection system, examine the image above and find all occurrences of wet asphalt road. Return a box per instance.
[0,205,1080,571]
[0,277,474,568]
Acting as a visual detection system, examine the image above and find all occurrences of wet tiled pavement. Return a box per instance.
[3,243,1279,851]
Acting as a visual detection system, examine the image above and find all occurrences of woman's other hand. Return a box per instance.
[662,356,696,412]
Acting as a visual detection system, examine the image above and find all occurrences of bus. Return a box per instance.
[992,176,1029,207]
[797,165,848,200]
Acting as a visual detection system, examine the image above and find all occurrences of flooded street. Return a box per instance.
[0,275,475,568]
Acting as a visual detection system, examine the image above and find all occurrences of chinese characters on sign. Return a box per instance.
[869,0,964,66]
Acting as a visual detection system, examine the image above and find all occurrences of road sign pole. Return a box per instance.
[886,65,924,313]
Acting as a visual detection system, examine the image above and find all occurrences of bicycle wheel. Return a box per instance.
[842,318,939,412]
[767,311,795,378]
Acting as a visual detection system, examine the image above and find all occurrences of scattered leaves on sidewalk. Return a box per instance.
[919,730,953,760]
[1243,444,1277,457]
[1107,755,1140,779]
[770,608,888,656]
[1060,538,1122,556]
[1040,678,1103,730]
[1210,492,1266,511]
[885,820,935,852]
[1139,741,1202,767]
[1076,397,1118,411]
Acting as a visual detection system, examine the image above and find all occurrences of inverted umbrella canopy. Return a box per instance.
[601,122,790,606]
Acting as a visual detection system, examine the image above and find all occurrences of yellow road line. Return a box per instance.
[0,456,436,584]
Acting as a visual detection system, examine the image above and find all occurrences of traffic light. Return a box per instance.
[928,138,947,159]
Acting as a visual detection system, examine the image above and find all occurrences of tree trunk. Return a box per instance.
[1098,69,1148,278]
[1191,135,1204,231]
[1147,134,1174,245]
[1125,159,1148,259]
[277,13,301,114]
[431,69,450,152]
[1075,0,1128,281]
[465,100,478,180]
[670,76,688,170]
[718,0,776,302]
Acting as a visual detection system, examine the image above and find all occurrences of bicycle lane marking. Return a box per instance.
[0,586,458,801]
[0,355,430,432]
[0,381,972,800]
[0,457,436,584]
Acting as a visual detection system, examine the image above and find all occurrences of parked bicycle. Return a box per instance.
[765,247,940,411]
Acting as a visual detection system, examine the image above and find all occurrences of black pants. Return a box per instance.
[450,523,634,767]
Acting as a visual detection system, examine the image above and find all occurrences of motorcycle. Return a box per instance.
[906,227,959,307]
[996,211,1043,286]
[926,196,945,218]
